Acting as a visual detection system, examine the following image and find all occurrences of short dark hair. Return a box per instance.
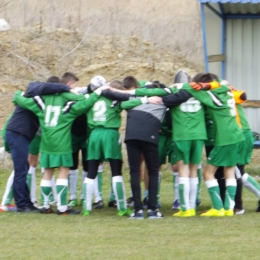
[110,80,124,90]
[123,76,138,89]
[61,72,79,84]
[46,76,60,83]
[192,72,219,83]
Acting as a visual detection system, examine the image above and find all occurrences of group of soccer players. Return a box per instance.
[1,70,260,218]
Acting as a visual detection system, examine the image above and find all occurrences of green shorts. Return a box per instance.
[87,128,122,161]
[29,134,41,155]
[207,141,244,167]
[237,130,254,165]
[71,134,87,153]
[158,134,173,165]
[40,152,73,168]
[173,140,204,164]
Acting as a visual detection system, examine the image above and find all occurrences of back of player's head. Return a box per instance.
[144,81,165,89]
[192,72,219,83]
[90,75,107,91]
[123,76,138,90]
[60,72,79,85]
[110,80,124,90]
[152,81,167,89]
[46,76,60,83]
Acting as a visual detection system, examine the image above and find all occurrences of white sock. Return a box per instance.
[51,175,57,201]
[242,173,260,198]
[28,166,37,202]
[189,177,198,209]
[173,172,180,201]
[112,176,127,211]
[83,178,95,211]
[94,176,102,203]
[81,171,88,200]
[1,171,14,205]
[98,165,104,172]
[225,178,237,210]
[56,178,68,212]
[179,177,190,210]
[40,179,52,209]
[69,169,78,200]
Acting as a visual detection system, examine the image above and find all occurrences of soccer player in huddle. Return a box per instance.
[209,83,260,214]
[116,72,245,217]
[121,78,206,217]
[82,77,161,217]
[68,75,108,209]
[2,76,74,213]
[182,73,244,216]
[13,72,108,215]
[121,77,166,219]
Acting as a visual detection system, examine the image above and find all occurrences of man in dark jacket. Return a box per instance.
[6,74,77,213]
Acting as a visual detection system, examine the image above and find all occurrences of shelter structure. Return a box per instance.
[198,0,260,132]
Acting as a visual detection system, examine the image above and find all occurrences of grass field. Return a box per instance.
[0,164,260,260]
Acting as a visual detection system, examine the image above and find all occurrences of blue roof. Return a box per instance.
[198,0,260,3]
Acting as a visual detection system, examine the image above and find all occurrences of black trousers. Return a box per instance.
[126,140,159,211]
[87,159,122,179]
[70,148,88,172]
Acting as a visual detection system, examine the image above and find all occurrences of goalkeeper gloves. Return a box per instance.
[190,81,220,91]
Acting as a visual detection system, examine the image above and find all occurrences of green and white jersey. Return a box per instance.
[87,96,147,130]
[169,95,206,141]
[183,84,245,146]
[236,104,251,132]
[204,108,215,146]
[87,96,122,130]
[14,91,99,154]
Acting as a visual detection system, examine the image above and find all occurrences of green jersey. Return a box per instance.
[87,96,147,130]
[183,84,244,146]
[236,104,251,132]
[138,81,148,88]
[135,87,174,97]
[14,91,99,155]
[87,96,122,130]
[204,108,215,146]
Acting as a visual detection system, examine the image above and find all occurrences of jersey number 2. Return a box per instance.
[93,100,107,121]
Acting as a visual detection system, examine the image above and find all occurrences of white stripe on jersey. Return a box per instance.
[34,96,45,110]
[207,91,223,107]
[62,101,75,114]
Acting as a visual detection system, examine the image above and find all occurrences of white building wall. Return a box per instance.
[243,107,260,133]
[204,4,222,78]
[226,19,260,100]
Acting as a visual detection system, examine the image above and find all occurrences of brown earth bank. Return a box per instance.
[0,24,203,130]
[0,0,203,63]
[0,26,203,93]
